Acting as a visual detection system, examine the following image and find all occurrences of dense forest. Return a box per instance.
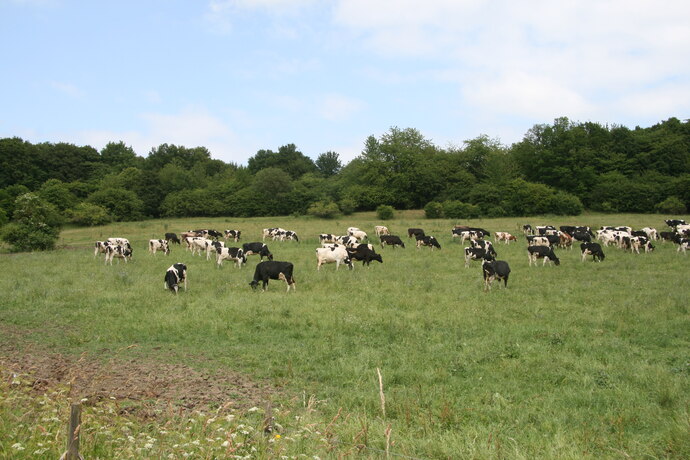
[1,117,689,229]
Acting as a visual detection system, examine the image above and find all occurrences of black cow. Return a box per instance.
[249,261,296,292]
[660,231,679,242]
[407,228,425,239]
[572,231,591,243]
[165,233,181,244]
[416,235,441,250]
[481,254,510,291]
[164,263,187,294]
[242,242,273,261]
[346,245,383,266]
[380,235,405,248]
[527,245,560,266]
[580,242,605,262]
[464,247,487,267]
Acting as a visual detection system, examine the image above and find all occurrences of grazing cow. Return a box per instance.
[107,237,131,249]
[346,245,383,267]
[641,227,658,240]
[454,225,491,237]
[527,245,560,266]
[527,236,550,247]
[262,228,282,241]
[148,239,170,255]
[188,237,213,257]
[452,229,483,243]
[273,229,299,242]
[495,232,517,244]
[471,239,496,256]
[522,224,534,235]
[580,242,605,262]
[249,261,296,292]
[319,233,337,244]
[316,246,353,270]
[165,233,181,245]
[481,254,511,291]
[536,225,557,236]
[408,228,425,239]
[416,235,441,250]
[335,235,359,248]
[572,231,591,243]
[346,227,360,235]
[94,240,113,257]
[349,230,368,241]
[665,219,687,229]
[677,239,690,254]
[104,244,132,265]
[630,236,655,254]
[559,232,573,250]
[375,226,390,237]
[660,231,678,242]
[216,246,246,268]
[242,242,274,261]
[380,235,405,248]
[164,263,187,294]
[464,247,487,268]
[224,229,241,242]
[206,229,223,240]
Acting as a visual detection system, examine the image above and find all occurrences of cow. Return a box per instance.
[641,227,658,240]
[527,245,560,266]
[249,261,296,292]
[471,239,496,257]
[665,219,687,229]
[536,225,557,236]
[165,233,181,245]
[416,235,441,250]
[660,231,678,243]
[242,242,274,261]
[319,233,338,244]
[452,229,483,243]
[188,237,213,257]
[164,263,187,294]
[148,239,170,255]
[481,254,511,291]
[335,235,359,248]
[408,228,425,239]
[224,229,241,242]
[454,226,491,237]
[495,232,517,244]
[262,228,282,241]
[316,246,353,270]
[375,226,390,237]
[216,246,246,268]
[464,247,487,268]
[94,240,113,257]
[527,236,550,247]
[273,229,299,242]
[107,237,131,249]
[104,244,132,265]
[572,231,591,243]
[677,239,690,255]
[522,224,534,235]
[346,227,360,235]
[380,235,405,248]
[206,229,223,240]
[180,231,200,239]
[346,245,383,267]
[349,230,368,241]
[558,232,573,250]
[580,242,605,262]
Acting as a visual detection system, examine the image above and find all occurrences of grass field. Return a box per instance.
[1,211,689,459]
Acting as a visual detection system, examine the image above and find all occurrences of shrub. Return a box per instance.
[0,193,62,251]
[376,205,395,220]
[549,192,584,216]
[443,200,480,219]
[70,202,112,226]
[656,196,687,214]
[424,202,444,219]
[338,198,356,216]
[87,188,144,221]
[308,201,340,219]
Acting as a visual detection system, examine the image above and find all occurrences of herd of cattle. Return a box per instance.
[93,219,690,294]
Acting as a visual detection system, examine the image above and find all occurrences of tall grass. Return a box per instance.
[1,211,689,458]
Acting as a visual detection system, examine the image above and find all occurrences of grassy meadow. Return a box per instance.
[1,211,689,458]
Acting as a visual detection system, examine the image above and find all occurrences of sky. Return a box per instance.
[1,0,689,166]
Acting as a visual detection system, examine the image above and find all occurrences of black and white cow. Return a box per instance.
[216,246,246,268]
[165,233,181,244]
[408,228,425,239]
[416,235,441,250]
[536,225,557,236]
[319,233,338,244]
[224,229,241,242]
[346,245,383,267]
[481,254,511,291]
[94,240,114,257]
[572,231,591,243]
[471,239,496,257]
[580,242,605,262]
[375,226,390,237]
[249,261,296,292]
[273,229,299,242]
[149,239,170,255]
[380,235,405,248]
[104,244,133,265]
[665,219,687,229]
[242,242,274,261]
[527,235,550,247]
[316,246,353,270]
[523,224,534,235]
[164,263,187,294]
[527,245,560,266]
[464,247,487,268]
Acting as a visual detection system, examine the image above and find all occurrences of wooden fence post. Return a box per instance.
[59,403,84,460]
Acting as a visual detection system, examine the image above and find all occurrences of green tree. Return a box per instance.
[87,188,144,221]
[70,202,112,226]
[1,193,62,251]
[38,179,78,212]
[247,144,317,179]
[376,205,395,220]
[315,151,343,177]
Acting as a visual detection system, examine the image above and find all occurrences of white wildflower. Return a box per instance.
[222,440,229,447]
[225,414,235,422]
[12,443,24,450]
[192,440,200,445]
[247,406,260,412]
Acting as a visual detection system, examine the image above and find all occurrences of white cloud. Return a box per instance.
[318,93,364,121]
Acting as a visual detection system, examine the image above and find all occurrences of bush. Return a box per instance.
[549,191,584,216]
[424,202,444,218]
[443,200,480,219]
[87,188,144,221]
[338,198,356,216]
[656,196,687,214]
[70,202,112,226]
[376,205,395,220]
[0,193,62,251]
[308,201,340,219]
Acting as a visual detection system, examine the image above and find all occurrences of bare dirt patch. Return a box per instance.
[0,325,279,417]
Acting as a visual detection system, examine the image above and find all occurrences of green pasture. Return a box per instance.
[1,211,689,458]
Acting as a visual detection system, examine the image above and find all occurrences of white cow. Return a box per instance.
[148,239,170,255]
[316,246,353,270]
[375,226,390,237]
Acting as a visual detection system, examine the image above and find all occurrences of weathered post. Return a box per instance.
[59,403,84,460]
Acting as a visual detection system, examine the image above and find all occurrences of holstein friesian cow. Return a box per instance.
[471,239,496,257]
[527,245,560,266]
[416,235,441,250]
[464,247,488,268]
[319,233,338,245]
[481,254,511,291]
[250,261,296,292]
[348,230,368,242]
[375,226,390,237]
[335,235,359,248]
[165,233,181,245]
[452,229,484,243]
[527,235,550,247]
[677,238,690,255]
[380,235,405,248]
[262,228,283,241]
[665,219,687,229]
[454,225,491,237]
[148,239,170,255]
[273,229,299,242]
[224,229,241,242]
[216,246,246,268]
[536,225,557,236]
[316,246,353,270]
[346,245,383,267]
[104,244,133,265]
[408,228,425,239]
[107,237,131,249]
[94,240,114,257]
[242,242,274,261]
[523,224,534,235]
[164,263,187,294]
[580,242,605,262]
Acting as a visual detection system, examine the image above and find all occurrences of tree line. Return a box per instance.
[0,117,688,245]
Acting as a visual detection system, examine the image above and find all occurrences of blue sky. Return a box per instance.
[1,0,688,166]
